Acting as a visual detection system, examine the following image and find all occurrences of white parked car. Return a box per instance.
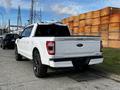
[15,23,103,78]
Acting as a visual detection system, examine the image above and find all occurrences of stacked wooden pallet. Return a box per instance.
[61,7,120,48]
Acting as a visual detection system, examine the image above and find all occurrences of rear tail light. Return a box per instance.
[100,40,103,52]
[46,41,55,55]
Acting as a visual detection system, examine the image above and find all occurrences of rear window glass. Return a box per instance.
[5,34,18,39]
[35,24,70,37]
[6,34,14,39]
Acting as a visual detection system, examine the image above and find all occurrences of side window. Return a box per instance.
[21,28,27,37]
[35,29,41,37]
[35,26,41,36]
[21,26,33,37]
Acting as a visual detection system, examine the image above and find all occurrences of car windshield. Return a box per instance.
[35,24,70,37]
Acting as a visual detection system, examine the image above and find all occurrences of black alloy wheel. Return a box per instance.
[15,46,22,61]
[33,50,48,78]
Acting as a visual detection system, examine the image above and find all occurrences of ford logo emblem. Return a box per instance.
[76,43,83,47]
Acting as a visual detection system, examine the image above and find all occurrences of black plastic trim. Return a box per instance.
[50,56,103,62]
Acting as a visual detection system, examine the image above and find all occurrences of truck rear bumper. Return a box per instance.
[49,56,103,68]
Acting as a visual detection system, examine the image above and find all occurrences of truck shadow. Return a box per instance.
[47,67,108,82]
[17,60,109,82]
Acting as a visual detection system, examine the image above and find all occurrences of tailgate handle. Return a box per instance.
[76,43,83,47]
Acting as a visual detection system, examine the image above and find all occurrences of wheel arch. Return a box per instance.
[32,47,48,65]
[32,47,49,66]
[15,44,19,51]
[32,47,41,60]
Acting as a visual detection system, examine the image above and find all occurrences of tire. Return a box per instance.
[33,49,48,78]
[2,44,6,49]
[15,46,22,61]
[0,45,2,48]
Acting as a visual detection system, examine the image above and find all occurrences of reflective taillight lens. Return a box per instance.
[46,41,55,55]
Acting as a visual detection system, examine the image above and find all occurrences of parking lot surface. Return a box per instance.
[0,48,120,90]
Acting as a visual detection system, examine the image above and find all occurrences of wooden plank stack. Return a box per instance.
[61,7,120,48]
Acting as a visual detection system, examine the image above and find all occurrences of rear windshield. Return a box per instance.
[5,34,18,39]
[35,24,70,37]
[6,34,14,39]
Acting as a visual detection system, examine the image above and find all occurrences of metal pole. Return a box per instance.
[30,0,34,24]
[39,8,42,22]
[17,6,22,30]
[8,19,10,33]
[0,14,2,35]
[0,13,3,26]
[0,13,4,34]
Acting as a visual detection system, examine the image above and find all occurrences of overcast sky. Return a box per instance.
[0,0,120,25]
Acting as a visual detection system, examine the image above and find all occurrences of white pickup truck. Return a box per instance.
[15,23,103,78]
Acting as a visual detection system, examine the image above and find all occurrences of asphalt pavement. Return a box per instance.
[0,48,120,90]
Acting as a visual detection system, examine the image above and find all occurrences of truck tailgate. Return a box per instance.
[55,37,101,58]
